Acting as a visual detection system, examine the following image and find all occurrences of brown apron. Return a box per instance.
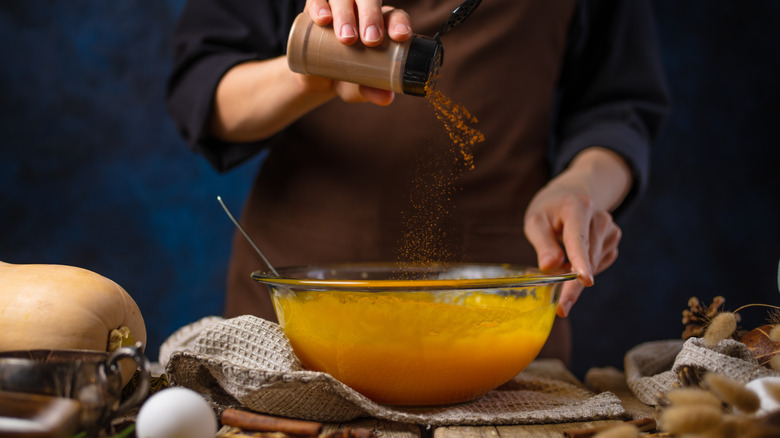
[226,0,577,364]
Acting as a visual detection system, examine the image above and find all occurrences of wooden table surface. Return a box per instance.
[315,418,631,438]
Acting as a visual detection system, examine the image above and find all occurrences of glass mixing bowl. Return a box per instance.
[251,263,576,406]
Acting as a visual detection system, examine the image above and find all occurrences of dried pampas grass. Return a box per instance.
[703,372,760,414]
[659,404,723,434]
[703,312,738,347]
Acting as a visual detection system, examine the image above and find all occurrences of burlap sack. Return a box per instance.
[624,337,780,405]
[159,315,625,426]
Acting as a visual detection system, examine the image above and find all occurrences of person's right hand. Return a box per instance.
[304,0,412,47]
[211,1,414,142]
[302,1,412,105]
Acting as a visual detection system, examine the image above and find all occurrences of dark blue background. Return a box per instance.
[1,1,779,379]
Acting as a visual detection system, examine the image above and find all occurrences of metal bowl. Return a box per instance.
[0,344,150,431]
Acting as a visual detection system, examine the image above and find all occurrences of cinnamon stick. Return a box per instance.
[220,408,324,436]
[562,417,657,438]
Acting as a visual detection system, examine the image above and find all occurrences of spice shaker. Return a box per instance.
[286,12,443,97]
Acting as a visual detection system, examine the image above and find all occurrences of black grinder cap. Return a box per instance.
[402,36,443,96]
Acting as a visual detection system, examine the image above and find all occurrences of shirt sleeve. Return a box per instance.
[165,0,303,172]
[552,0,671,217]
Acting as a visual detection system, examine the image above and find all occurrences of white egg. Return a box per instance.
[746,376,780,416]
[135,387,218,438]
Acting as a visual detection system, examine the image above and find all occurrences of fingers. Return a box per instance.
[354,0,385,45]
[327,0,361,44]
[523,212,566,271]
[358,85,396,105]
[589,211,621,275]
[557,211,621,317]
[314,0,384,46]
[595,247,619,274]
[524,193,623,318]
[557,280,585,318]
[383,7,412,42]
[333,81,395,105]
[560,200,595,287]
[305,0,410,46]
[305,0,333,25]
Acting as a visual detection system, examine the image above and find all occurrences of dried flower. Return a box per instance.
[683,296,732,340]
[770,324,780,342]
[768,308,780,326]
[676,365,705,387]
[659,404,723,434]
[770,355,780,372]
[664,387,722,408]
[719,414,762,438]
[704,372,760,414]
[703,312,738,347]
[663,297,780,436]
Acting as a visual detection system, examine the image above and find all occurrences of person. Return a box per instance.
[166,0,669,365]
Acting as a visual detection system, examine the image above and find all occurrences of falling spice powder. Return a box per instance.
[396,81,485,268]
[424,82,485,170]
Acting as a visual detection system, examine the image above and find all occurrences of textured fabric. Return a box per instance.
[624,337,780,406]
[584,366,656,421]
[160,316,626,425]
[623,339,682,405]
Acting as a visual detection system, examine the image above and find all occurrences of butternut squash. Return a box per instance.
[0,261,146,384]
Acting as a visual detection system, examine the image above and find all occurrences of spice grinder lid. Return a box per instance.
[402,36,443,96]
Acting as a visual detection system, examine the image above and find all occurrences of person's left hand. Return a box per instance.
[523,149,628,318]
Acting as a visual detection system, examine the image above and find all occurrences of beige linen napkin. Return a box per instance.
[159,315,625,426]
[624,337,780,405]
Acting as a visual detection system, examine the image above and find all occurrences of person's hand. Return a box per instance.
[294,73,398,106]
[302,0,412,105]
[523,148,631,318]
[304,0,412,46]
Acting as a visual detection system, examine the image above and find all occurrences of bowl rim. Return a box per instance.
[250,262,577,291]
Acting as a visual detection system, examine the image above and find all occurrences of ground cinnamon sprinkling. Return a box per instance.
[395,80,485,269]
[397,161,459,267]
[424,81,484,170]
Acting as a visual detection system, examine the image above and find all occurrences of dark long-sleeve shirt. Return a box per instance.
[166,0,670,321]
